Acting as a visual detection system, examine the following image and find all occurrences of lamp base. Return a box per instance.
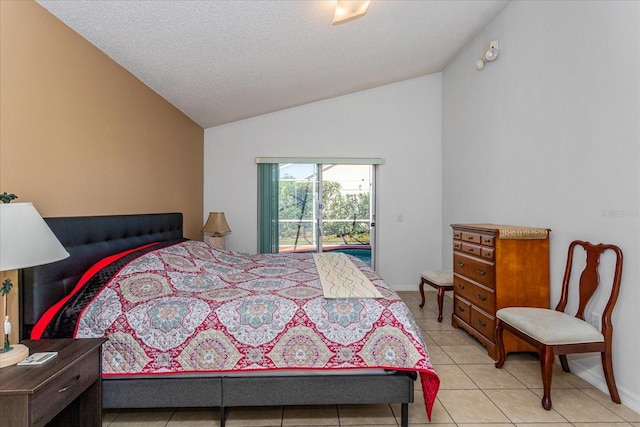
[0,343,29,368]
[208,235,226,249]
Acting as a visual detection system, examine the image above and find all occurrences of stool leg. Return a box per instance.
[419,279,426,308]
[437,286,445,322]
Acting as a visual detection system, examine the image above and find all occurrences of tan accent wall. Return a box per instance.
[1,1,204,341]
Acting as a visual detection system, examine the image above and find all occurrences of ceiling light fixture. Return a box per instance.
[333,0,370,25]
[476,40,499,71]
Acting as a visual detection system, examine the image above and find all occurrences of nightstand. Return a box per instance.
[0,338,106,427]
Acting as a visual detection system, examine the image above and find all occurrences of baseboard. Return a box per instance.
[569,359,640,414]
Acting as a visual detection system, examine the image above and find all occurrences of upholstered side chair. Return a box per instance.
[494,240,623,410]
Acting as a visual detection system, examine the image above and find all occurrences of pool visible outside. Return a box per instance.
[331,248,371,265]
[280,245,372,265]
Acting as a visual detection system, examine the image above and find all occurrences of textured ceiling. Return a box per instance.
[36,0,509,129]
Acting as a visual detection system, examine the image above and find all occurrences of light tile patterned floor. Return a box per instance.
[103,291,640,426]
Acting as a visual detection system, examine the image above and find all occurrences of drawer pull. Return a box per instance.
[58,375,81,393]
[477,269,486,276]
[477,319,487,327]
[456,283,465,290]
[457,262,465,267]
[457,306,465,312]
[477,294,487,301]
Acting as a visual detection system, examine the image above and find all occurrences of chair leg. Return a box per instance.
[436,286,445,322]
[601,350,621,404]
[494,319,506,368]
[540,345,555,410]
[559,355,570,372]
[419,280,426,308]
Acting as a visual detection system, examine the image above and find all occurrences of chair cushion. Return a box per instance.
[497,307,604,345]
[421,270,453,286]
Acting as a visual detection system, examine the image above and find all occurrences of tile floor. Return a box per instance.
[103,291,639,426]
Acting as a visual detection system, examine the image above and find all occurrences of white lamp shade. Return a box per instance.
[0,203,69,271]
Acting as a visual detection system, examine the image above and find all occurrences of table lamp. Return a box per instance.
[0,201,70,368]
[202,212,231,249]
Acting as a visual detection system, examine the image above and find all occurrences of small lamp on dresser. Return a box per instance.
[202,212,232,249]
[0,199,70,368]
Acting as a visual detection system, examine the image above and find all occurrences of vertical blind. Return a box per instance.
[257,163,279,253]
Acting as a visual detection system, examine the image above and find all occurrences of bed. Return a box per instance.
[20,213,439,426]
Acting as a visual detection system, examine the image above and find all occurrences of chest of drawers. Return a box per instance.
[451,224,550,360]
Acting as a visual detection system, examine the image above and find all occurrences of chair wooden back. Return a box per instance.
[554,241,623,338]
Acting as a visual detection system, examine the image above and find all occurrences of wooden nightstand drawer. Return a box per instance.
[0,339,105,427]
[31,351,100,426]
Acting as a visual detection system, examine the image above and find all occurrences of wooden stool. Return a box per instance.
[419,270,454,322]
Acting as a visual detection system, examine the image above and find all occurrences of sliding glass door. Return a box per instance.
[318,164,373,266]
[259,161,376,268]
[278,163,319,253]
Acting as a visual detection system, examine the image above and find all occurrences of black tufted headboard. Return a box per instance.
[19,212,183,339]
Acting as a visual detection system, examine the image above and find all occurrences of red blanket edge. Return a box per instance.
[420,370,440,421]
[30,242,159,339]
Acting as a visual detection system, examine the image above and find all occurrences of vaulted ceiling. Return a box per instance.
[37,1,509,128]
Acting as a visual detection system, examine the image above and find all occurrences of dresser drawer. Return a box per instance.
[461,242,482,257]
[453,275,495,313]
[453,296,471,324]
[31,352,100,426]
[470,307,496,341]
[453,240,462,251]
[453,230,462,240]
[460,232,481,244]
[481,235,495,247]
[471,282,495,314]
[453,274,473,302]
[481,247,495,260]
[453,253,495,288]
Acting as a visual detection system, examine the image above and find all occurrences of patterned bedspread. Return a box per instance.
[36,240,439,417]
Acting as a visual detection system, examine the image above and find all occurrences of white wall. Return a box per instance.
[442,0,639,411]
[205,74,443,288]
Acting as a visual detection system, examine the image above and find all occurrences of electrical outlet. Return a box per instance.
[590,312,601,329]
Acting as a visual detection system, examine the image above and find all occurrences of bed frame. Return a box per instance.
[20,213,416,426]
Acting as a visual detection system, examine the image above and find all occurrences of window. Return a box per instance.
[257,158,382,268]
